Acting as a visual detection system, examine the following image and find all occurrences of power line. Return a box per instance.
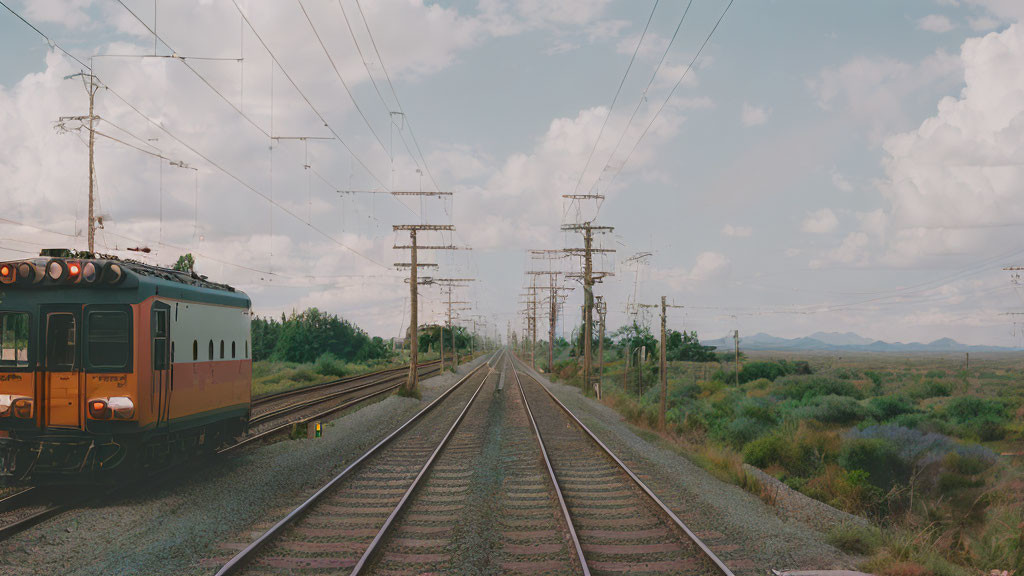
[296,0,390,156]
[595,0,734,204]
[571,0,660,198]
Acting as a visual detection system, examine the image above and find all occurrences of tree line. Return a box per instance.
[251,308,390,363]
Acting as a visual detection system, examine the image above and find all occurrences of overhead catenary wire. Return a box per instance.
[594,0,735,206]
[570,0,660,199]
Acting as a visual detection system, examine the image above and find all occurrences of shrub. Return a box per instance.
[908,379,952,400]
[314,352,347,377]
[943,396,1009,441]
[839,438,909,490]
[720,416,771,449]
[774,375,864,401]
[743,433,788,468]
[797,395,870,424]
[868,395,917,421]
[738,361,788,383]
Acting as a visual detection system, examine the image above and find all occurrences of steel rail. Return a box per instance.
[0,502,68,541]
[509,354,591,576]
[249,364,441,425]
[0,487,35,512]
[512,357,736,576]
[349,357,494,574]
[214,351,498,576]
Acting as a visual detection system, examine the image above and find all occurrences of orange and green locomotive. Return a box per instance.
[0,251,252,483]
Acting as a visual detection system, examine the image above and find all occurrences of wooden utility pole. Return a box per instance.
[596,295,606,399]
[393,223,456,394]
[58,72,101,253]
[734,329,741,386]
[434,278,473,370]
[562,222,614,394]
[639,297,683,429]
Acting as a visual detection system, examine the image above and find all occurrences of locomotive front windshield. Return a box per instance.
[87,310,130,369]
[0,312,29,368]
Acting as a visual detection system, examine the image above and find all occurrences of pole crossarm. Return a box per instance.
[561,194,605,200]
[393,224,456,231]
[390,191,453,196]
[395,262,439,268]
[393,245,468,250]
[560,223,614,232]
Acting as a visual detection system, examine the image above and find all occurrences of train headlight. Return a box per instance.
[88,399,110,420]
[82,262,101,284]
[67,261,82,283]
[46,259,67,282]
[16,262,38,284]
[104,263,124,284]
[11,398,32,419]
[0,264,14,285]
[0,395,31,418]
[108,397,135,419]
[88,397,134,420]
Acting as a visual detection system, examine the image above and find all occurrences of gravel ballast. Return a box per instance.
[0,356,490,576]
[517,363,862,574]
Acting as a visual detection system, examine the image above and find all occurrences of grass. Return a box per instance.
[251,350,447,398]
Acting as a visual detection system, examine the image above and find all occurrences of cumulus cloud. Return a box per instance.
[872,23,1024,264]
[831,170,854,191]
[801,208,839,234]
[720,224,752,237]
[649,252,731,290]
[740,102,769,126]
[807,50,961,140]
[917,14,955,32]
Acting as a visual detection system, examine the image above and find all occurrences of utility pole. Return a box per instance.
[734,329,741,387]
[596,295,606,399]
[393,223,457,395]
[434,278,474,370]
[561,222,614,395]
[639,297,684,429]
[59,71,101,253]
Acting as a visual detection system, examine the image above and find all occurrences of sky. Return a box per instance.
[2,0,1024,347]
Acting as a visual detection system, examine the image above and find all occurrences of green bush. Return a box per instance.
[908,379,952,400]
[774,375,864,401]
[719,416,772,449]
[314,352,348,377]
[944,396,1009,441]
[738,361,788,383]
[839,438,908,490]
[743,434,788,468]
[868,395,917,421]
[797,395,870,424]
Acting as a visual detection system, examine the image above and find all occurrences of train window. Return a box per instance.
[0,312,29,368]
[46,313,76,371]
[220,340,225,359]
[193,340,198,361]
[208,340,213,361]
[87,310,130,369]
[154,310,167,337]
[231,341,236,359]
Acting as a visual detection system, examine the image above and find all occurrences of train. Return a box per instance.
[0,250,252,483]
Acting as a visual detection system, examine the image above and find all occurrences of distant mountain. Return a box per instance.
[702,332,1020,353]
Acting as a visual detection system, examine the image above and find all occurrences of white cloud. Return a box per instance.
[650,252,731,290]
[720,224,752,237]
[917,14,955,33]
[23,0,94,29]
[872,23,1024,264]
[807,50,961,140]
[811,232,869,268]
[831,170,854,191]
[801,208,839,234]
[740,102,769,126]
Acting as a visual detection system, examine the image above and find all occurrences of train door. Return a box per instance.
[42,305,81,429]
[151,302,171,428]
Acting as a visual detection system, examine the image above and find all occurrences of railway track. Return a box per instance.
[214,350,501,575]
[511,357,735,575]
[213,349,739,575]
[0,357,471,544]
